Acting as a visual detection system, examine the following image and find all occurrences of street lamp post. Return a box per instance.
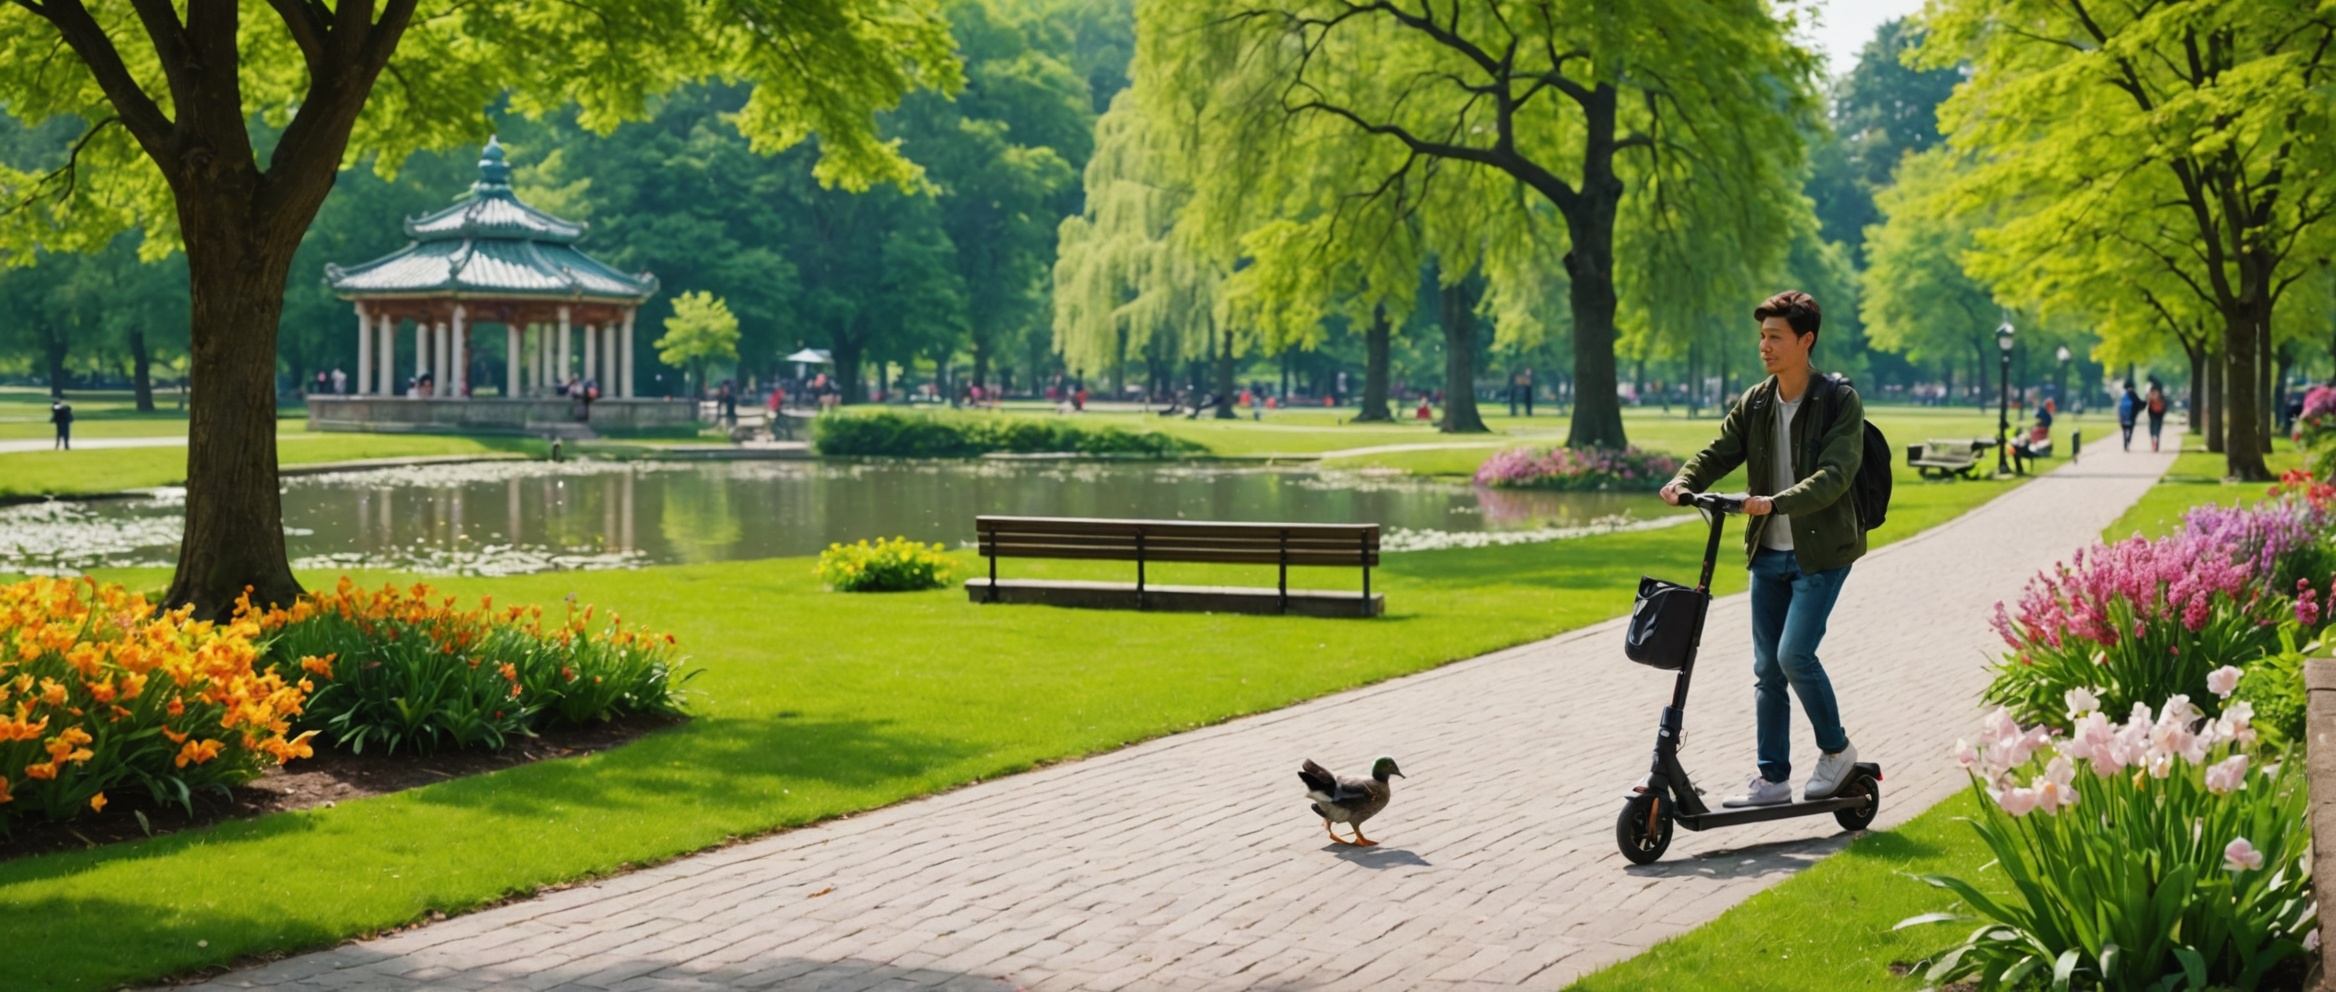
[2056,345,2071,412]
[1996,322,2017,475]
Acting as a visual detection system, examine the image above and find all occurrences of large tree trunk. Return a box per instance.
[1556,86,1628,450]
[39,325,68,394]
[971,331,991,391]
[833,340,865,406]
[162,218,306,618]
[2205,347,2223,454]
[1437,271,1489,434]
[1353,303,1393,422]
[2223,307,2270,479]
[130,329,156,412]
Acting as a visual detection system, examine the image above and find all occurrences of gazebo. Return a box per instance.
[308,138,690,433]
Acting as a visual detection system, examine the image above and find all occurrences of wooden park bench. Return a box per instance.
[967,516,1383,618]
[1906,437,1990,479]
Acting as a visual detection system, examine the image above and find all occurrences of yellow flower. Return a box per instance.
[88,792,106,813]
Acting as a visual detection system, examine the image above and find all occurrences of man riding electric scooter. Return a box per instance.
[1657,290,1866,810]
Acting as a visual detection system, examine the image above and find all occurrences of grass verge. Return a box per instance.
[1,432,546,498]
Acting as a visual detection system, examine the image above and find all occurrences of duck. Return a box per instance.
[1299,755,1404,846]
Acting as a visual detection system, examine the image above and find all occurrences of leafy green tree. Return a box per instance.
[1921,0,2336,480]
[1142,0,1817,449]
[1811,17,1961,261]
[655,290,742,397]
[0,0,959,616]
[1861,148,2005,402]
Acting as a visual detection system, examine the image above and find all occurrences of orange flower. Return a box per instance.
[88,792,106,813]
[174,738,224,768]
[498,663,518,682]
[23,761,56,780]
[37,679,66,706]
[0,775,12,804]
[299,654,336,679]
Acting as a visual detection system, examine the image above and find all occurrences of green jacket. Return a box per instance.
[1668,368,1868,572]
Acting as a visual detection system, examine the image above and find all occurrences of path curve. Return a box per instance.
[180,441,2177,991]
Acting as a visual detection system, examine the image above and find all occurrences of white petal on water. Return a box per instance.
[1381,513,1697,553]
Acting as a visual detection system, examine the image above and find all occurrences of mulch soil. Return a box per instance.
[0,714,679,863]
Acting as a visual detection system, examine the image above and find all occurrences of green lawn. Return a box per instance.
[0,387,196,440]
[0,456,2035,992]
[1566,792,2000,992]
[2102,437,2307,540]
[1563,430,2302,992]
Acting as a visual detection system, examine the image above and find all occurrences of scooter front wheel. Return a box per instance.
[1833,774,1881,832]
[1617,793,1673,865]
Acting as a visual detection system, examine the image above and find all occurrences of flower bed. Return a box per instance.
[1907,680,2313,990]
[2295,384,2336,479]
[811,410,1204,458]
[0,578,317,829]
[1986,481,2334,734]
[817,537,957,592]
[248,580,693,755]
[1473,445,1681,492]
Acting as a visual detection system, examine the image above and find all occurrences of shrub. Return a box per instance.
[1472,445,1681,492]
[816,538,957,592]
[810,410,1203,458]
[250,580,692,755]
[1985,522,2300,731]
[1903,684,2313,991]
[0,578,317,828]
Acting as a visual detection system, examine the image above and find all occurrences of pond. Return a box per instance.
[2,459,1693,576]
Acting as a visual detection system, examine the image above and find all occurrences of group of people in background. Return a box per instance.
[2114,380,2170,452]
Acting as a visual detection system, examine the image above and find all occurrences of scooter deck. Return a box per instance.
[1673,792,1866,831]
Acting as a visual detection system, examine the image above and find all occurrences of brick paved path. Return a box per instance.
[189,440,2176,992]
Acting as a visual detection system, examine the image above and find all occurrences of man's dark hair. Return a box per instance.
[1753,290,1822,341]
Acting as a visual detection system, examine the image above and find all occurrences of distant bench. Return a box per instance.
[967,516,1384,618]
[1907,437,1993,479]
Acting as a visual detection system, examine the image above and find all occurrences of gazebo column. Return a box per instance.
[621,307,636,398]
[451,305,468,397]
[584,320,599,388]
[558,307,573,390]
[434,320,451,395]
[534,323,549,394]
[353,303,372,401]
[413,320,429,396]
[507,324,521,397]
[377,312,396,395]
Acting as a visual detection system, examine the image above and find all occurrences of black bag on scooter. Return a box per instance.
[1624,576,1705,671]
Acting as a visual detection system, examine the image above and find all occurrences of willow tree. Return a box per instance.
[1922,0,2336,480]
[1052,90,1228,404]
[0,1,958,617]
[1142,0,1816,449]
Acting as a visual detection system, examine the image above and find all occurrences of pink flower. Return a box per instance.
[2224,837,2264,872]
[2207,665,2243,698]
[2204,754,2249,795]
[1995,785,2042,817]
[2064,686,2100,718]
[2032,757,2080,814]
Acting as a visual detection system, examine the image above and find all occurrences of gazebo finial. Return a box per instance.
[474,136,512,196]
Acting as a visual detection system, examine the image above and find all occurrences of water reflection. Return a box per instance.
[2,459,1690,575]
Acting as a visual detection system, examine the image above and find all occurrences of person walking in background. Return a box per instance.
[2116,381,2139,451]
[2145,381,2168,452]
[49,395,73,450]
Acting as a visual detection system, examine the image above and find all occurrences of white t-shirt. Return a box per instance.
[1763,392,1801,551]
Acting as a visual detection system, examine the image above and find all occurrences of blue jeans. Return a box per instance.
[1749,548,1851,783]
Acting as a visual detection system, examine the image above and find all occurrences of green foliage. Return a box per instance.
[2231,643,2306,754]
[1902,700,2313,992]
[256,583,692,755]
[809,409,1203,457]
[654,291,742,392]
[816,538,958,592]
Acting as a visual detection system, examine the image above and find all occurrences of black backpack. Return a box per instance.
[1808,374,1892,532]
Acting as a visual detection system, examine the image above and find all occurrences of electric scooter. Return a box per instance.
[1615,491,1883,865]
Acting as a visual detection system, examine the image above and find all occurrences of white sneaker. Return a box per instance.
[1722,776,1792,808]
[1806,743,1859,800]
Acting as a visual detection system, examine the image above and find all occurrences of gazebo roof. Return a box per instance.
[326,138,656,304]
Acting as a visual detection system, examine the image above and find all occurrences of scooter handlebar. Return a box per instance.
[1686,492,1746,514]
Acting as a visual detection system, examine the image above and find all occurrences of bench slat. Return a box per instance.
[976,515,1378,540]
[981,544,1376,567]
[976,532,1375,552]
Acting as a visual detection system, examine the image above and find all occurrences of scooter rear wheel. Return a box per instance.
[1833,774,1880,832]
[1617,793,1673,865]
